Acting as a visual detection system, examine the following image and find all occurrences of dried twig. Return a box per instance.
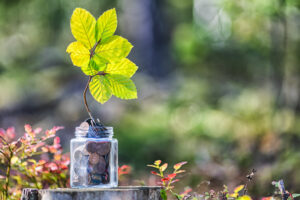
[244,169,256,195]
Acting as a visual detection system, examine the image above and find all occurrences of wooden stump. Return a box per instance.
[21,186,162,200]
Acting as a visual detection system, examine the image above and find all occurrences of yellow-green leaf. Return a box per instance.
[95,35,133,63]
[92,54,108,71]
[81,61,98,76]
[81,54,108,75]
[105,58,138,78]
[234,185,245,194]
[147,164,158,168]
[238,195,252,200]
[89,75,112,104]
[11,156,19,165]
[67,8,138,105]
[66,41,90,67]
[96,8,117,42]
[106,74,137,99]
[71,8,96,49]
[229,193,238,198]
[160,163,168,172]
[154,160,162,166]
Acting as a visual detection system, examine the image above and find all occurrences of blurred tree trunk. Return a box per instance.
[270,0,287,108]
[119,0,173,78]
[270,0,300,113]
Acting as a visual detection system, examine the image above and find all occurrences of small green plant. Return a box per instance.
[66,8,138,121]
[146,163,300,200]
[147,160,189,200]
[261,180,300,200]
[147,161,257,200]
[0,125,69,200]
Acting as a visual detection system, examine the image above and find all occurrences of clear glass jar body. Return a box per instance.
[70,126,118,188]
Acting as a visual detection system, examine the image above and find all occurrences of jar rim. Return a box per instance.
[75,126,113,138]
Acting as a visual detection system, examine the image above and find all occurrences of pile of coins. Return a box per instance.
[72,141,111,186]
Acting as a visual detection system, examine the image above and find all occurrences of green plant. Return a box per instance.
[147,161,256,200]
[66,8,138,121]
[147,160,189,200]
[146,161,300,200]
[261,180,300,200]
[0,125,69,200]
[118,164,131,179]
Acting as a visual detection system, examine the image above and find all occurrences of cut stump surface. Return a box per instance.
[21,186,162,200]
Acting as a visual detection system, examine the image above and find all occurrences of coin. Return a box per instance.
[80,121,90,131]
[93,156,106,174]
[96,142,111,155]
[74,145,89,158]
[89,173,102,185]
[86,141,97,153]
[104,154,110,164]
[92,174,102,181]
[81,146,90,156]
[74,148,83,161]
[75,122,89,137]
[89,153,100,165]
[101,172,109,184]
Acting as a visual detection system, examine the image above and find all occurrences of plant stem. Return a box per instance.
[83,71,107,124]
[32,175,40,189]
[159,169,166,188]
[4,151,12,200]
[90,40,101,58]
[0,136,8,145]
[243,182,248,195]
[83,76,95,123]
[0,150,9,162]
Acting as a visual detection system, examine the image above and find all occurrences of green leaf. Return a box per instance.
[66,41,90,67]
[237,195,252,200]
[89,75,112,104]
[147,164,158,168]
[67,8,138,105]
[105,58,138,78]
[71,8,96,49]
[95,35,133,63]
[60,173,67,179]
[27,159,37,164]
[106,74,137,99]
[234,185,245,194]
[82,56,107,76]
[81,60,98,76]
[154,160,162,166]
[160,163,168,172]
[96,8,117,42]
[92,54,108,71]
[172,191,182,200]
[293,194,300,199]
[12,176,23,185]
[160,189,168,200]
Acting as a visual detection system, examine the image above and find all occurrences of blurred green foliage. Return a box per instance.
[0,0,300,197]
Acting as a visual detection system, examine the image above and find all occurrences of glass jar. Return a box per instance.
[70,123,118,188]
